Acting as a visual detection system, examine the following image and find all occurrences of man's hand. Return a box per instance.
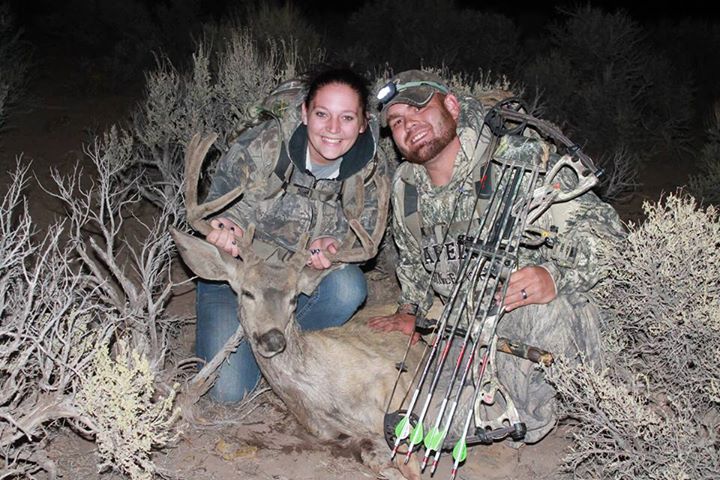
[499,265,557,312]
[368,312,422,345]
[306,237,339,270]
[206,217,244,257]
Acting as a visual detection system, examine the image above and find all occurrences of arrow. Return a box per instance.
[420,425,445,470]
[450,438,467,480]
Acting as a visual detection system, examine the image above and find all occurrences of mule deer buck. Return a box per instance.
[171,134,424,479]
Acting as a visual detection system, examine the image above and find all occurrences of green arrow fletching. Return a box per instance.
[410,422,424,444]
[452,439,467,463]
[424,427,445,450]
[394,416,410,440]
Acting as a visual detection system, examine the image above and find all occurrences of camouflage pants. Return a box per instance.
[495,293,604,443]
[437,293,603,446]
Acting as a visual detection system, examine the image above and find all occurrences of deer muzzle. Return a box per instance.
[255,328,287,358]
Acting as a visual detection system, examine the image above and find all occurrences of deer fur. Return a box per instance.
[172,229,423,480]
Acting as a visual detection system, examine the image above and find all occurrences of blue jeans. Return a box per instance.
[195,265,367,403]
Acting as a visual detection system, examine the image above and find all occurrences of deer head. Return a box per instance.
[172,227,317,358]
[172,133,389,358]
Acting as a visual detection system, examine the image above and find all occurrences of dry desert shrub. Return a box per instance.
[129,25,321,210]
[46,128,188,370]
[549,359,717,479]
[76,341,179,480]
[547,193,720,479]
[598,193,719,402]
[1,127,187,478]
[64,131,188,476]
[0,164,109,478]
[593,146,641,203]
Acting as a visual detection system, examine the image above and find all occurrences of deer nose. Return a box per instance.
[256,328,286,357]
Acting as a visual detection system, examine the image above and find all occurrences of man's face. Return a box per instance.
[386,94,458,165]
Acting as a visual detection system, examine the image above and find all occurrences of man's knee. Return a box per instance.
[501,294,602,363]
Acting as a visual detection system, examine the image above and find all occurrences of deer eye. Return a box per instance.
[241,290,255,300]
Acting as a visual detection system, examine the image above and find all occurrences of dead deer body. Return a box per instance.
[172,134,423,479]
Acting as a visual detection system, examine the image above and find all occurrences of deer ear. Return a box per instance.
[171,228,239,282]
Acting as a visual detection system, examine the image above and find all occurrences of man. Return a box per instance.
[369,70,624,443]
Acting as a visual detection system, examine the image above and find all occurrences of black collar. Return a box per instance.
[288,124,375,180]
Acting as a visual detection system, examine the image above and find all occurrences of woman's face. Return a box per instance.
[301,83,366,165]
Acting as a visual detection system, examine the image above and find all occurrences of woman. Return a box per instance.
[196,67,387,403]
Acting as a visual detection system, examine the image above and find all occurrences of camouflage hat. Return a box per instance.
[376,70,450,126]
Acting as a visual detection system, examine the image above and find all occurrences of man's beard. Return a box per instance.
[404,117,457,165]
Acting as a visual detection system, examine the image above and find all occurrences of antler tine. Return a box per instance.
[184,133,260,264]
[288,233,311,271]
[328,173,390,264]
[184,133,247,236]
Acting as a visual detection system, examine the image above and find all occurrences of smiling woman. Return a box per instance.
[192,66,389,404]
[302,83,366,167]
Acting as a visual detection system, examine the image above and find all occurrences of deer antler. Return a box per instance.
[290,174,390,295]
[183,133,258,262]
[185,134,242,235]
[329,172,390,264]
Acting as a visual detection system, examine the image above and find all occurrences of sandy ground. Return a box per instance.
[0,40,694,480]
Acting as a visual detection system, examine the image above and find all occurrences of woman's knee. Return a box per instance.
[204,337,261,404]
[207,361,261,404]
[323,265,367,311]
[195,279,241,362]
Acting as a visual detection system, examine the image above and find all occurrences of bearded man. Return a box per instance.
[369,70,624,444]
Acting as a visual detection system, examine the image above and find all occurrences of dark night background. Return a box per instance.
[3,0,720,215]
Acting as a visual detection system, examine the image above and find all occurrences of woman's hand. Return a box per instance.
[306,237,339,270]
[206,217,244,257]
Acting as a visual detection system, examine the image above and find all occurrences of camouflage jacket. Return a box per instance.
[207,84,388,261]
[391,97,625,317]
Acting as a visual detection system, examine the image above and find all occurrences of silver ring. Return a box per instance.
[521,289,528,300]
[310,248,321,255]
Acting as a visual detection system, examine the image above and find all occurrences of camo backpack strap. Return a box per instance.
[254,79,307,191]
[396,144,495,247]
[394,165,423,245]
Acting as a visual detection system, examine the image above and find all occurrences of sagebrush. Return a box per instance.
[1,127,186,479]
[548,193,720,479]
